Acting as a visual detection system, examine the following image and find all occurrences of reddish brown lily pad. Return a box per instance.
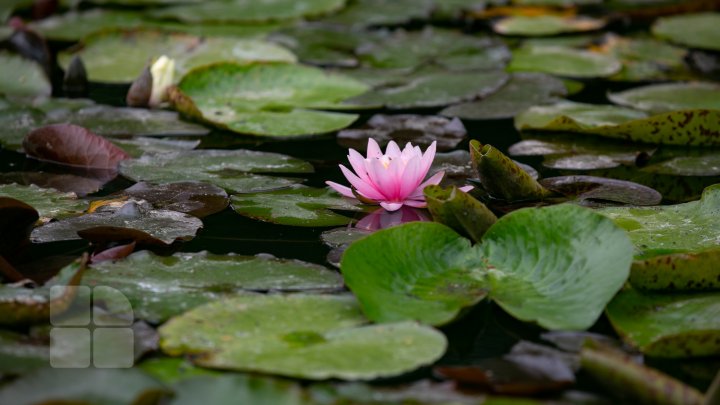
[23,124,131,169]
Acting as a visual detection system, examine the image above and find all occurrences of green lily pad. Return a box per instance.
[0,330,48,374]
[29,10,146,42]
[641,148,720,177]
[319,0,434,27]
[150,0,346,23]
[173,62,367,137]
[59,30,296,84]
[356,28,510,71]
[171,374,305,405]
[652,12,720,51]
[84,250,344,323]
[30,200,203,245]
[159,293,447,380]
[630,249,720,291]
[269,24,369,67]
[493,15,606,37]
[606,287,720,357]
[347,69,509,109]
[600,35,692,82]
[0,258,85,326]
[0,101,208,151]
[508,45,622,78]
[341,204,633,330]
[508,133,654,171]
[441,73,567,120]
[0,183,86,220]
[139,358,220,384]
[608,82,720,113]
[29,9,284,42]
[0,52,51,100]
[111,137,199,158]
[515,101,720,146]
[341,222,487,326]
[120,149,311,193]
[600,184,720,259]
[0,368,170,405]
[231,186,363,227]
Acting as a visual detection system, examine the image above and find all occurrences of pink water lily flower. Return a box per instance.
[326,139,445,211]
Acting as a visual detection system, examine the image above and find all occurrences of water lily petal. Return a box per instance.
[326,181,355,198]
[380,201,404,211]
[367,138,383,159]
[409,170,445,199]
[340,164,385,200]
[385,141,402,158]
[397,157,422,199]
[348,148,374,184]
[418,141,437,178]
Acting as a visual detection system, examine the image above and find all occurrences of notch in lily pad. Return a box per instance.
[341,203,633,330]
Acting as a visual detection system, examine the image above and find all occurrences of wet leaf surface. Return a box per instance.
[606,287,720,358]
[441,73,567,121]
[173,62,367,136]
[346,69,509,109]
[84,250,344,323]
[121,181,228,218]
[338,114,467,152]
[159,294,447,380]
[356,28,510,71]
[608,82,720,113]
[424,185,497,243]
[120,149,312,193]
[539,175,662,206]
[231,186,364,227]
[0,183,86,220]
[30,200,203,245]
[0,257,85,326]
[319,0,434,27]
[59,30,296,83]
[600,184,720,258]
[629,249,720,291]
